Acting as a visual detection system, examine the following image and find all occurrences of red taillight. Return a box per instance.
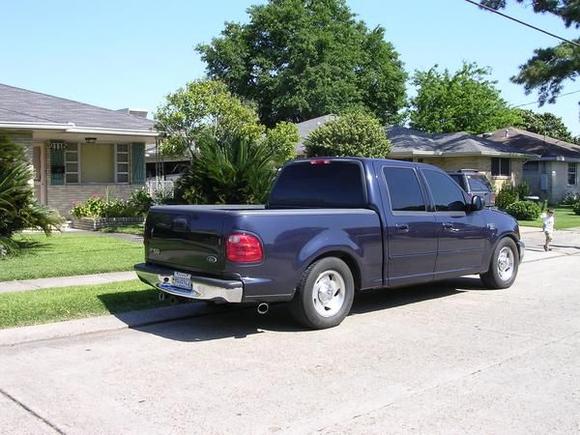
[310,159,331,165]
[226,232,263,263]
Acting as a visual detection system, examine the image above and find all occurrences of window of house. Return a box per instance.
[569,163,577,185]
[423,170,466,212]
[116,144,129,183]
[81,143,114,183]
[383,167,427,212]
[65,144,79,184]
[49,142,65,185]
[491,158,511,177]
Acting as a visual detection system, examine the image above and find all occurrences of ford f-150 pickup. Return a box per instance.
[135,158,524,329]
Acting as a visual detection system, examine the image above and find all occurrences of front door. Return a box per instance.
[421,169,487,278]
[379,164,439,287]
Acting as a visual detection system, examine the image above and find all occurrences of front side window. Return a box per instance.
[568,163,577,185]
[423,170,466,212]
[491,158,511,176]
[383,167,427,212]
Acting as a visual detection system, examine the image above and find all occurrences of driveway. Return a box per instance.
[1,230,579,434]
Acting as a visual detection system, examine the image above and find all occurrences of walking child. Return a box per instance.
[542,208,555,251]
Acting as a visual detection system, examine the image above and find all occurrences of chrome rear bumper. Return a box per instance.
[134,263,243,303]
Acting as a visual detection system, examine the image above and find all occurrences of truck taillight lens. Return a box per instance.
[226,232,263,263]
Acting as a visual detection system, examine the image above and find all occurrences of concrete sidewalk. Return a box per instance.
[0,271,137,294]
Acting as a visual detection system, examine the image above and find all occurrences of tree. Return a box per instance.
[480,0,579,105]
[156,80,299,204]
[0,136,62,255]
[196,0,407,126]
[513,109,576,142]
[408,63,521,134]
[304,111,391,158]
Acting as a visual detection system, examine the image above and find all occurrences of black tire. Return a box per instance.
[480,237,519,289]
[290,257,355,329]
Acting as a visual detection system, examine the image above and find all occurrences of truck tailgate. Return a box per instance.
[145,207,227,274]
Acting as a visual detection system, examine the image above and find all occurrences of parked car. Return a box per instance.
[135,158,524,329]
[447,169,495,206]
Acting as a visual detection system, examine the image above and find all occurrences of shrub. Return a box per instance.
[495,185,519,210]
[0,136,62,255]
[574,201,580,215]
[304,111,391,158]
[515,181,531,199]
[70,190,153,219]
[561,191,580,206]
[505,200,541,220]
[128,189,153,215]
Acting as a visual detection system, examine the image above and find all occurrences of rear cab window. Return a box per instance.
[268,160,366,208]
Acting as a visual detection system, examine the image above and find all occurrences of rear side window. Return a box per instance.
[383,167,426,212]
[467,175,492,192]
[423,170,466,212]
[268,161,366,208]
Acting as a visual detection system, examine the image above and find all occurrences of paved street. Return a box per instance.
[1,229,579,434]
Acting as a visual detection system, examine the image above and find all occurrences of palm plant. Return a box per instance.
[176,130,277,204]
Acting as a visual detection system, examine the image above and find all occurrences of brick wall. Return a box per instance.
[47,184,144,217]
[418,156,524,192]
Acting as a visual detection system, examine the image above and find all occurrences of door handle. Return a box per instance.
[442,222,459,232]
[395,224,409,233]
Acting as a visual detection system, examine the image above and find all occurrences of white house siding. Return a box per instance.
[524,160,580,203]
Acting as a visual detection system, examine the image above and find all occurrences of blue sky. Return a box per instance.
[1,0,578,134]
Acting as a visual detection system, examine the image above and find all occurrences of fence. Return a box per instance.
[146,179,175,199]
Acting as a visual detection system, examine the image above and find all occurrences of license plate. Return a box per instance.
[173,271,192,291]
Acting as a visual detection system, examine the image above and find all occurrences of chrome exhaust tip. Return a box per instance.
[257,303,269,315]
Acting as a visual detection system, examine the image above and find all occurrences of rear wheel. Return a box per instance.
[290,257,354,329]
[480,238,519,289]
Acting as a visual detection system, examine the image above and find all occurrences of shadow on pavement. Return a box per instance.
[122,277,484,343]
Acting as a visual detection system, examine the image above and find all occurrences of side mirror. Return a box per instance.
[469,195,484,212]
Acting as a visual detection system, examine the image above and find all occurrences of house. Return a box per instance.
[485,127,580,203]
[0,83,159,216]
[387,127,538,191]
[295,115,336,155]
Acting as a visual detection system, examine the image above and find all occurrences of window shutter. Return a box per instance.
[50,145,65,185]
[131,143,145,184]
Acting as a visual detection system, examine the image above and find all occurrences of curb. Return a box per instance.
[0,302,228,347]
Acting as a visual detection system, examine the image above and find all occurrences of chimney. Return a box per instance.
[117,108,148,119]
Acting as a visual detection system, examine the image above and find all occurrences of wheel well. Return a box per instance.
[307,251,361,291]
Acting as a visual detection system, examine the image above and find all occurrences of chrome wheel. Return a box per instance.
[497,246,514,281]
[312,270,346,317]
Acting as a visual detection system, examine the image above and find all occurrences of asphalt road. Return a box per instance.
[1,230,579,434]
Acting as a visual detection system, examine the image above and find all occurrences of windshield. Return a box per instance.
[268,160,367,208]
[467,174,492,192]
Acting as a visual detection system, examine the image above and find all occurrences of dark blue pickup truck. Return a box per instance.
[135,158,524,329]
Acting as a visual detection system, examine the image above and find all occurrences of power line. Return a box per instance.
[513,89,580,107]
[463,0,580,48]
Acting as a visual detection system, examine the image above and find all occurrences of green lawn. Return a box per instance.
[99,224,144,236]
[0,232,143,281]
[518,206,580,230]
[0,280,167,329]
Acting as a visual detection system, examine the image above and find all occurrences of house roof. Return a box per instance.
[387,126,538,159]
[485,127,580,161]
[295,115,336,154]
[0,83,157,135]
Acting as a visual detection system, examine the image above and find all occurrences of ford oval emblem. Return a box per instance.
[206,255,218,263]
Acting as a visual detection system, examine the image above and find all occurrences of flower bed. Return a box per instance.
[71,216,145,231]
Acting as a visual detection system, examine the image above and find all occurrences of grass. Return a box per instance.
[518,206,580,230]
[0,232,143,281]
[0,280,167,329]
[99,224,144,236]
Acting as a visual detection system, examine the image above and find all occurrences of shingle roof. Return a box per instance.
[387,126,537,158]
[485,127,580,160]
[0,83,156,132]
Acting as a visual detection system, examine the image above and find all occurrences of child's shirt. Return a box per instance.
[543,215,554,233]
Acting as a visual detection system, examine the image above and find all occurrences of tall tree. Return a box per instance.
[513,109,577,142]
[480,0,580,105]
[409,63,520,134]
[196,0,407,126]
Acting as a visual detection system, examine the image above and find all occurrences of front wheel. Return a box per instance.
[290,257,355,329]
[480,238,519,289]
